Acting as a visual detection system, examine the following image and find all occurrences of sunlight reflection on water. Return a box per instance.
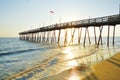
[63,47,78,67]
[63,47,82,80]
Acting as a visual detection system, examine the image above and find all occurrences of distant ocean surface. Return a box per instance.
[0,37,120,80]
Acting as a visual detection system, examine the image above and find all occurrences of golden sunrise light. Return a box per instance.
[68,68,81,80]
[0,0,120,80]
[63,47,78,67]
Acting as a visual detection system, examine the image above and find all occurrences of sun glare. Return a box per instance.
[68,68,81,80]
[68,73,81,80]
[63,47,78,67]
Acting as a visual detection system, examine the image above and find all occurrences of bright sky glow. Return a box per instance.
[0,0,120,37]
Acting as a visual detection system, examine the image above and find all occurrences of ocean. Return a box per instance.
[0,37,120,80]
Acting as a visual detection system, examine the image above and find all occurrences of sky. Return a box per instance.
[0,0,120,37]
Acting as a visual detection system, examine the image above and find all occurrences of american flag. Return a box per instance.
[50,11,54,13]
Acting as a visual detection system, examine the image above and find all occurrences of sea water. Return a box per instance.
[0,37,120,80]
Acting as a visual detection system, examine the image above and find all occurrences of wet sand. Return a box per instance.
[40,52,120,80]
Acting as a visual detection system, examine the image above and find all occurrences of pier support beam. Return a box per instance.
[32,33,33,42]
[83,28,87,47]
[107,25,110,47]
[51,30,56,43]
[83,27,91,47]
[46,31,49,43]
[87,27,91,44]
[34,33,37,42]
[43,32,46,43]
[37,32,39,42]
[69,28,76,45]
[64,29,68,46]
[113,25,116,46]
[99,27,103,45]
[53,30,56,43]
[97,26,103,48]
[42,32,44,43]
[58,30,61,47]
[39,32,41,43]
[94,26,97,45]
[51,31,53,43]
[78,28,82,44]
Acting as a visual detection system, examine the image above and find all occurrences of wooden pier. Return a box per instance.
[19,14,120,47]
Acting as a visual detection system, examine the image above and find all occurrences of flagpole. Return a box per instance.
[50,11,54,26]
[50,12,52,26]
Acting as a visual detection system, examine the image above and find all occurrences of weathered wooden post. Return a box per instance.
[64,29,68,46]
[97,26,103,48]
[58,30,61,47]
[107,25,110,47]
[47,31,49,43]
[69,28,76,45]
[39,32,41,43]
[113,25,116,46]
[94,26,97,45]
[78,27,82,44]
[87,27,91,44]
[83,28,87,47]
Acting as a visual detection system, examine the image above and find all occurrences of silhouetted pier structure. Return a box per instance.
[19,14,120,47]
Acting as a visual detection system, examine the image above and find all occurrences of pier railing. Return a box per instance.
[19,14,120,34]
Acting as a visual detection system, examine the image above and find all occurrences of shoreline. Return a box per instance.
[40,52,120,80]
[5,44,120,80]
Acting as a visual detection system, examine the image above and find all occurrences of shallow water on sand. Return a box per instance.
[0,37,120,80]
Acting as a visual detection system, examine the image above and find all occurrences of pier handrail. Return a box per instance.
[19,14,120,34]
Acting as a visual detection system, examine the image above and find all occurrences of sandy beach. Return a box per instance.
[40,52,120,80]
